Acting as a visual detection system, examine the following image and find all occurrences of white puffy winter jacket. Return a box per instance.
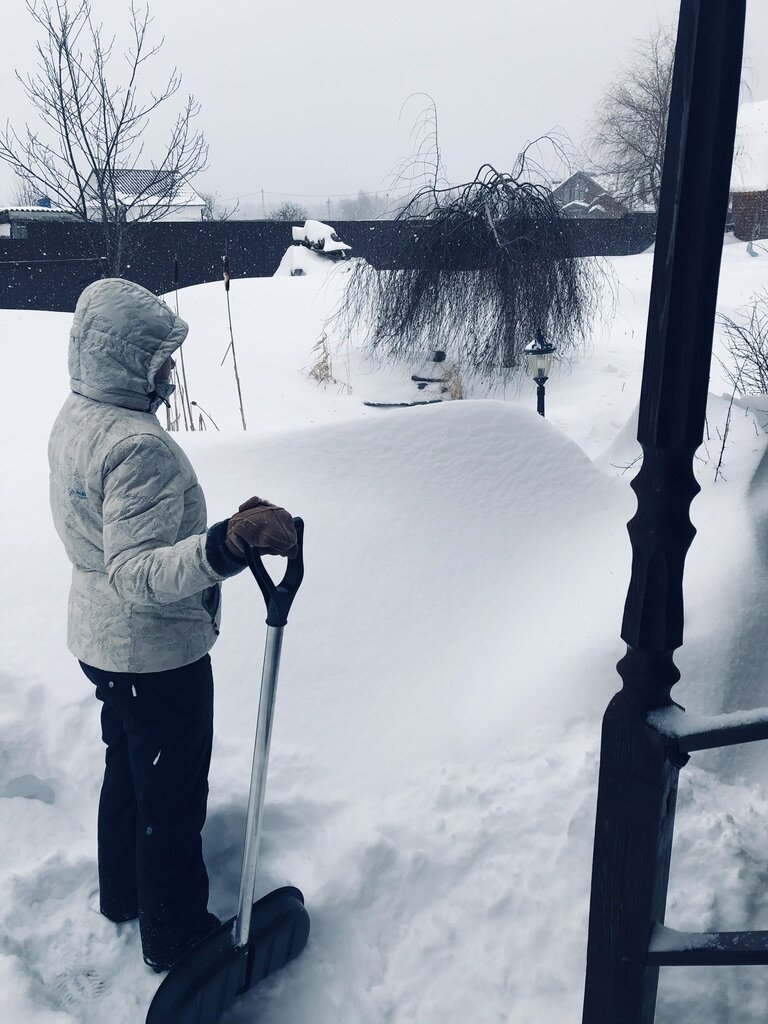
[48,278,243,673]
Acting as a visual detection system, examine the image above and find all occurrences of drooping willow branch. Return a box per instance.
[334,153,604,378]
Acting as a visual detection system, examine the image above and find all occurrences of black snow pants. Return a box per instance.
[79,654,218,968]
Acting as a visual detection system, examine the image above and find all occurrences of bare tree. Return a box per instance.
[269,201,308,222]
[0,0,208,273]
[335,151,605,378]
[391,93,447,201]
[11,175,44,206]
[335,190,390,221]
[200,191,240,221]
[335,97,603,379]
[589,26,675,211]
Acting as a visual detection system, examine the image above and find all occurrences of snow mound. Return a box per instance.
[187,401,634,788]
[1,395,635,1022]
[273,245,337,277]
[4,248,768,1022]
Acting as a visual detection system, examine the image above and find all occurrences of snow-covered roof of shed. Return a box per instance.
[0,205,75,215]
[0,205,80,222]
[731,100,768,193]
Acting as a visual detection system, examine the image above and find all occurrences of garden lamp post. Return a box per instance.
[524,333,556,417]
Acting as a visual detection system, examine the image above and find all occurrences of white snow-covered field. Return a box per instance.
[2,242,768,1023]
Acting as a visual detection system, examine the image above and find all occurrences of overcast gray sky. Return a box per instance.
[1,0,767,212]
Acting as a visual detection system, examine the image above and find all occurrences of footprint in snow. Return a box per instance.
[51,967,107,1009]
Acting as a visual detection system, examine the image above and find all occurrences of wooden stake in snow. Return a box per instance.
[221,253,247,431]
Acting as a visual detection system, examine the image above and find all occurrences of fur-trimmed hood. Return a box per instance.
[68,278,188,413]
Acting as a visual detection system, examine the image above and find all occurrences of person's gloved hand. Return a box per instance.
[225,497,298,559]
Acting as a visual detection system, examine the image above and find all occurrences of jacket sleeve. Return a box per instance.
[102,434,234,605]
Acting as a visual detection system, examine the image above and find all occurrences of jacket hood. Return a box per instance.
[68,278,189,412]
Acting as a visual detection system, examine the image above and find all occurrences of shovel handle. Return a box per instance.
[244,517,304,627]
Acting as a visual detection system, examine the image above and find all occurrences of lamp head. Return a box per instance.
[524,331,556,380]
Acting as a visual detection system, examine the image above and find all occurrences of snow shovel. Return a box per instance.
[146,518,309,1024]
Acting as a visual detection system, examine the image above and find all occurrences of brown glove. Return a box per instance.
[225,497,299,559]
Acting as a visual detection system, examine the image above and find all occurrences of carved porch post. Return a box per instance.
[581,2,746,1022]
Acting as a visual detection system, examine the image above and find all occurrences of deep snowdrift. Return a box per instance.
[0,398,634,1022]
[3,246,768,1022]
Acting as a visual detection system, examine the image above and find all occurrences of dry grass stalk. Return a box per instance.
[220,254,247,431]
[307,333,338,386]
[173,259,195,430]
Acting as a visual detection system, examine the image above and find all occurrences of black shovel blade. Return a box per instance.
[146,886,310,1024]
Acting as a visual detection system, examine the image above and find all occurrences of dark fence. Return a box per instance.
[0,214,657,313]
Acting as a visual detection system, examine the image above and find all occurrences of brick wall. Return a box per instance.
[731,192,768,241]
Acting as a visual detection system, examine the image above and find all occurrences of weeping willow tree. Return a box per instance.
[335,150,604,378]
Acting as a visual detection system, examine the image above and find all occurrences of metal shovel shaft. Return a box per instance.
[233,624,284,948]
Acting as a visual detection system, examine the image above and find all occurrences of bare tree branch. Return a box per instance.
[588,26,675,210]
[0,0,208,273]
[199,192,239,221]
[719,291,768,396]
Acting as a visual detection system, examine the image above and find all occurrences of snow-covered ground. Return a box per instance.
[2,242,768,1022]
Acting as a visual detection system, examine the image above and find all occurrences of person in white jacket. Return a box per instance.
[48,277,297,972]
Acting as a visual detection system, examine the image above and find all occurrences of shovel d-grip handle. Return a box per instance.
[244,517,304,626]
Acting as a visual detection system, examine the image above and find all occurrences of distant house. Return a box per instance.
[551,172,627,219]
[83,169,206,222]
[730,100,768,241]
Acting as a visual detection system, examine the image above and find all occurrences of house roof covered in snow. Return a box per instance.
[731,100,768,193]
[84,169,204,207]
[551,171,616,199]
[552,172,627,219]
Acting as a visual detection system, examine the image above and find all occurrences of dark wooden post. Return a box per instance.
[581,2,746,1022]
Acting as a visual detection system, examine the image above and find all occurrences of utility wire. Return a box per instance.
[219,183,414,203]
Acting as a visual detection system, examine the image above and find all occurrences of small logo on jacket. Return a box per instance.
[69,487,87,500]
